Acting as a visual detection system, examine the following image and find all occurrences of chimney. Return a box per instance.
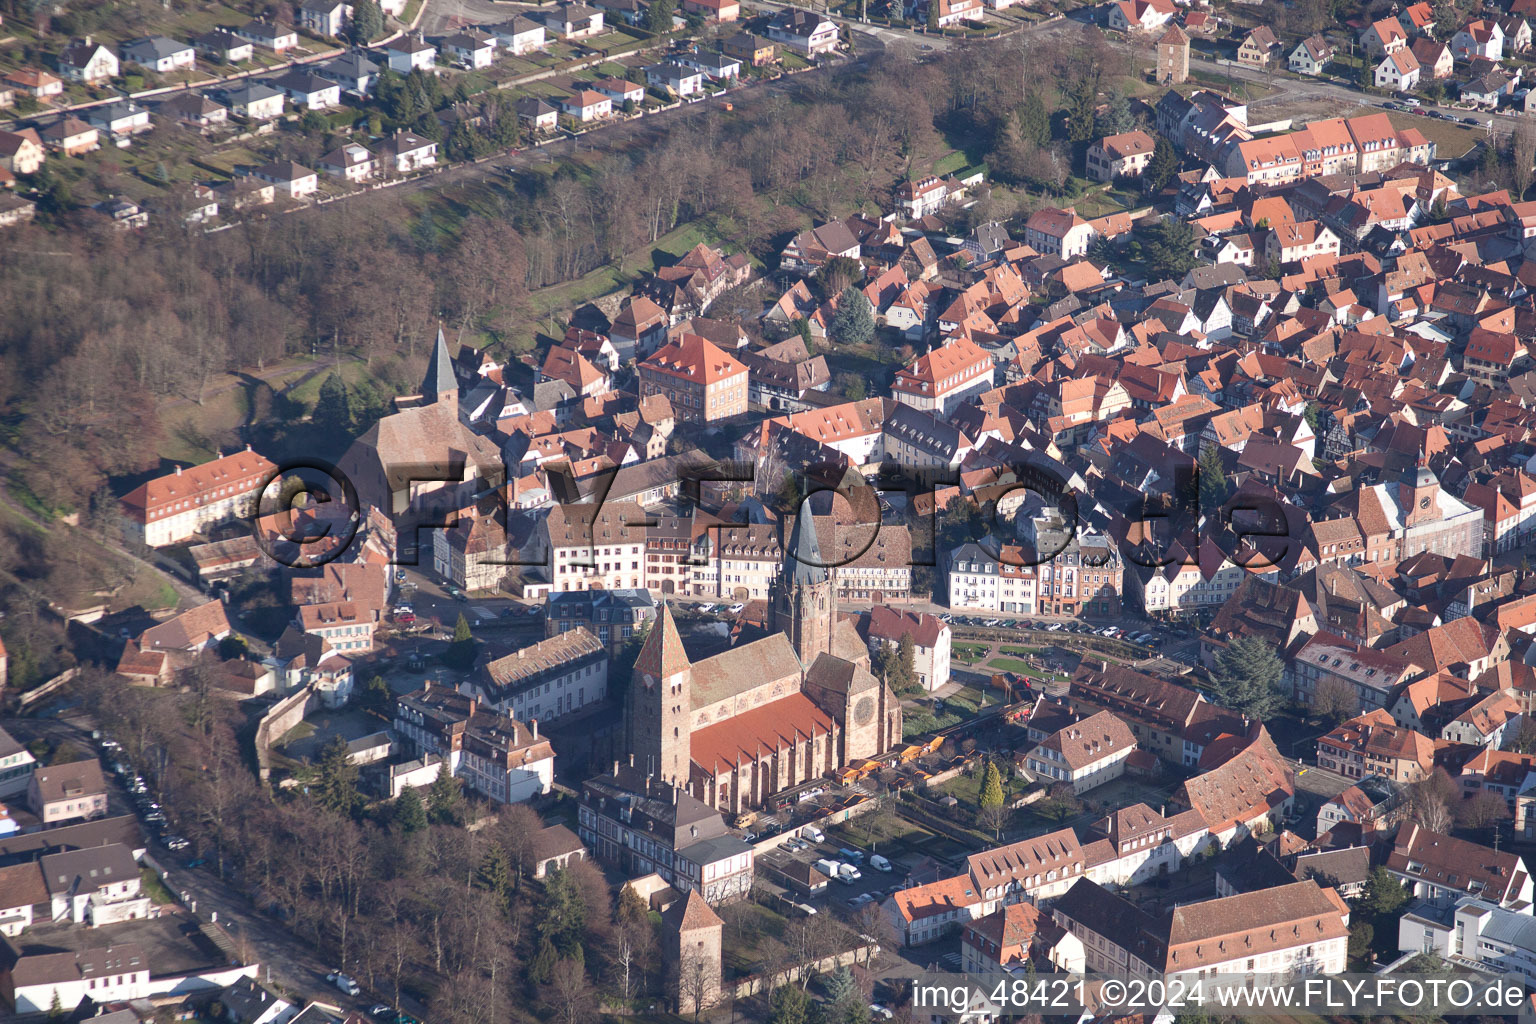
[629,753,635,768]
[530,718,539,740]
[613,759,620,776]
[174,465,183,476]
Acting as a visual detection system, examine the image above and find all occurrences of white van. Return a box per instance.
[869,854,892,873]
[801,825,825,844]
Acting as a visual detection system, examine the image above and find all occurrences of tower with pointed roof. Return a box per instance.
[662,888,722,1015]
[1157,24,1189,84]
[771,511,835,667]
[626,603,693,786]
[423,327,457,413]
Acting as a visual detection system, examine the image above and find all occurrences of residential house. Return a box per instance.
[1288,34,1334,75]
[637,332,748,423]
[679,50,741,81]
[543,3,605,38]
[644,62,704,96]
[682,0,740,20]
[1452,19,1504,60]
[119,447,276,547]
[1236,25,1280,68]
[3,69,63,99]
[157,92,227,128]
[1086,130,1156,182]
[195,29,255,62]
[1105,0,1176,33]
[442,30,496,68]
[765,7,839,55]
[864,607,950,691]
[219,81,285,120]
[1024,206,1096,258]
[120,36,196,73]
[38,117,97,156]
[722,31,776,65]
[1375,48,1421,92]
[1315,709,1433,782]
[383,33,436,73]
[1362,17,1409,55]
[0,130,44,175]
[318,142,375,181]
[592,76,643,106]
[1386,822,1534,908]
[1411,37,1453,77]
[891,336,993,416]
[561,89,613,121]
[1025,711,1139,794]
[466,628,608,723]
[84,100,151,140]
[376,129,437,172]
[272,69,341,109]
[489,16,547,54]
[516,97,558,131]
[236,19,300,51]
[27,760,108,825]
[246,160,319,199]
[315,51,379,95]
[579,769,754,904]
[298,0,351,36]
[56,39,119,84]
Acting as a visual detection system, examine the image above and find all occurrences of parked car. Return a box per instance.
[164,836,189,851]
[369,1006,393,1019]
[728,603,745,614]
[328,972,361,997]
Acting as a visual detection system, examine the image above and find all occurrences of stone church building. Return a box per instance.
[625,512,902,815]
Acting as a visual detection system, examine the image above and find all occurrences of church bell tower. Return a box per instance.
[626,603,692,787]
[773,511,835,666]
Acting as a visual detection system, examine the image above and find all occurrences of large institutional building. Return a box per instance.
[624,512,902,814]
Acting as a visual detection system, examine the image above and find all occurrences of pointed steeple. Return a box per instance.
[635,602,690,679]
[423,326,456,406]
[786,511,827,586]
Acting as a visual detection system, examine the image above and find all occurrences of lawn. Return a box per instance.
[998,645,1043,657]
[951,642,990,664]
[140,866,177,905]
[930,150,969,176]
[513,220,715,347]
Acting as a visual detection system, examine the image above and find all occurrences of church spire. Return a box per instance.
[423,326,456,407]
[635,602,691,679]
[786,509,827,586]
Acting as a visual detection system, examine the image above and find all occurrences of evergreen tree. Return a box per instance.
[479,844,514,902]
[393,785,428,833]
[1144,136,1179,195]
[829,285,875,347]
[1017,90,1050,147]
[427,759,463,825]
[445,612,476,669]
[1131,217,1200,278]
[1197,443,1229,515]
[1208,635,1285,719]
[48,991,63,1021]
[540,866,587,953]
[351,0,384,42]
[314,734,361,816]
[1095,92,1134,137]
[314,371,353,435]
[823,966,859,1011]
[1363,866,1408,917]
[895,633,917,691]
[978,761,1005,812]
[362,673,393,715]
[646,0,675,32]
[1065,73,1099,144]
[768,984,810,1024]
[528,935,558,984]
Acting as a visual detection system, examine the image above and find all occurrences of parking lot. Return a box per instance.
[756,828,911,922]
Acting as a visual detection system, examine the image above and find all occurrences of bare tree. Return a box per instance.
[1514,118,1536,200]
[1312,678,1360,725]
[676,944,717,1020]
[547,957,597,1024]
